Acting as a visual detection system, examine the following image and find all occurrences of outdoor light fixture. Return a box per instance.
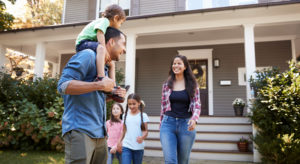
[214,58,220,68]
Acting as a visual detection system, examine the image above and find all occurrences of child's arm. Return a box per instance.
[117,124,126,152]
[108,61,116,86]
[136,123,148,144]
[96,30,107,78]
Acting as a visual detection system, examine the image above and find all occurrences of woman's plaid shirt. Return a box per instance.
[160,83,201,125]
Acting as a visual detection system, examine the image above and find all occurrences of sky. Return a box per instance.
[3,0,57,18]
[3,0,27,17]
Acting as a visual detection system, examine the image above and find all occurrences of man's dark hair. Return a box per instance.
[105,27,125,43]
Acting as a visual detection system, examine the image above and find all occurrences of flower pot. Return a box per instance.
[237,142,248,152]
[234,106,244,116]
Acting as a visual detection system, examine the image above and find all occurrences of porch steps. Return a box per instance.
[144,116,253,162]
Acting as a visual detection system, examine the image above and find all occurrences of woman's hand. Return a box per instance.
[187,119,196,131]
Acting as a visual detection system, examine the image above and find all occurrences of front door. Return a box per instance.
[189,60,208,115]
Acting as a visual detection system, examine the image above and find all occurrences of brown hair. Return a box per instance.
[124,93,146,131]
[167,55,198,98]
[102,4,126,21]
[109,103,124,125]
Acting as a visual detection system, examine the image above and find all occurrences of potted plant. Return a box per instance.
[232,98,245,116]
[237,137,249,152]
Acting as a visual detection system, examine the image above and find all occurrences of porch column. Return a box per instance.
[34,42,46,79]
[125,33,137,94]
[291,39,297,61]
[243,24,261,163]
[0,44,6,69]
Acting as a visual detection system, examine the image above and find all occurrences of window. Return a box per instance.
[186,0,258,10]
[100,0,130,15]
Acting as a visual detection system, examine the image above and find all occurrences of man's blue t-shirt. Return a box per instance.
[57,49,107,138]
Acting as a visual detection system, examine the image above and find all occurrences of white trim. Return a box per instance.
[96,0,100,19]
[137,35,296,49]
[177,49,214,116]
[291,39,297,61]
[125,33,137,95]
[62,0,67,24]
[0,44,6,68]
[34,42,46,79]
[243,24,260,163]
[58,53,62,75]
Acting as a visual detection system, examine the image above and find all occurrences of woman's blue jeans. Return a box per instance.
[160,115,196,164]
[107,147,122,164]
[121,147,144,164]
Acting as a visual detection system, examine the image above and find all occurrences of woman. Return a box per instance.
[160,55,201,164]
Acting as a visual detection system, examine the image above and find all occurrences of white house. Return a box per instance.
[1,0,300,162]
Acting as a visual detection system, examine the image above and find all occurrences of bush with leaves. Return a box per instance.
[0,72,64,151]
[249,61,300,163]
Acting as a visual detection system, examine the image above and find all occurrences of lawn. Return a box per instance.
[0,150,65,164]
[0,150,120,164]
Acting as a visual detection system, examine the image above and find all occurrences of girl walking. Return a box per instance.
[106,103,124,164]
[160,55,201,164]
[118,93,149,164]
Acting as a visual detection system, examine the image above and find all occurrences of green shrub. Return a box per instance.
[0,68,124,151]
[249,61,300,164]
[0,72,64,151]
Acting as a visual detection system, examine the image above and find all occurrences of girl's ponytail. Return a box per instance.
[140,100,146,131]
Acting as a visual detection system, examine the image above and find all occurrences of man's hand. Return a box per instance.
[97,77,114,93]
[112,86,126,98]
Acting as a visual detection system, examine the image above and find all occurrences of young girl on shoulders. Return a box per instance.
[118,93,149,164]
[106,103,124,164]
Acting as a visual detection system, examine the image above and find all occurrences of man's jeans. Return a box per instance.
[121,147,144,164]
[64,130,108,164]
[160,115,196,164]
[107,147,122,164]
[76,40,99,53]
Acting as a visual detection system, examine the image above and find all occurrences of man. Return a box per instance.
[57,27,127,164]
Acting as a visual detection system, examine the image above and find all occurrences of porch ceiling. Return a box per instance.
[136,22,300,49]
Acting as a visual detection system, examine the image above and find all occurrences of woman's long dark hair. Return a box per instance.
[109,103,124,125]
[124,93,146,131]
[167,55,197,98]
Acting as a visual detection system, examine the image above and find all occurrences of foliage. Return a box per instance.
[238,137,249,143]
[0,0,15,31]
[249,61,300,163]
[0,72,64,151]
[232,98,245,107]
[13,0,63,29]
[0,66,124,151]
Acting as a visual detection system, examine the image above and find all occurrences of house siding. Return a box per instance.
[136,41,292,116]
[139,0,176,15]
[64,0,90,23]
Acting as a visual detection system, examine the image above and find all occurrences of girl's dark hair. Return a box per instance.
[102,4,126,21]
[109,103,124,125]
[124,93,146,131]
[167,55,198,98]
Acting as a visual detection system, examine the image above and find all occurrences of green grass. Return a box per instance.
[0,150,123,164]
[0,150,65,164]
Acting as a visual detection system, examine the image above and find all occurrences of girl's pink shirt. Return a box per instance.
[106,120,123,148]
